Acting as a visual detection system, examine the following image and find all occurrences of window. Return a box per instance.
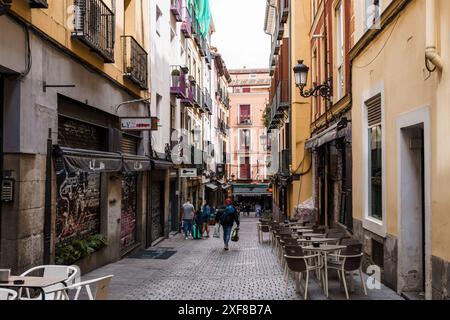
[365,0,380,30]
[335,2,345,100]
[239,105,251,124]
[239,129,251,151]
[249,74,256,79]
[156,5,162,36]
[239,156,251,179]
[366,93,382,221]
[243,87,251,93]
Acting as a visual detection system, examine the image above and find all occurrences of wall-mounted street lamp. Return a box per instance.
[293,60,332,101]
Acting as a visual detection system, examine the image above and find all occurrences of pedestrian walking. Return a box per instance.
[246,203,251,217]
[216,198,240,251]
[200,200,211,238]
[181,198,195,240]
[255,203,262,218]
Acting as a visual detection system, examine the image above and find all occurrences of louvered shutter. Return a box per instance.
[366,93,382,127]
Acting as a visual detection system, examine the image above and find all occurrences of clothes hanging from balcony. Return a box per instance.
[188,0,211,37]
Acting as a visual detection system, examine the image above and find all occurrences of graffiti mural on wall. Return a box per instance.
[120,173,138,250]
[56,171,101,246]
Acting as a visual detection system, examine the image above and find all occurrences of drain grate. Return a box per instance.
[128,248,177,260]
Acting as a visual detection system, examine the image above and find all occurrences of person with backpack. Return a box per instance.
[216,198,240,251]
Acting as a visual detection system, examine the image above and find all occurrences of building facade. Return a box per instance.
[0,0,151,273]
[351,0,450,299]
[264,0,313,222]
[228,68,272,210]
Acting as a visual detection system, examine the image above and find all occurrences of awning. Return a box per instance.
[217,179,226,185]
[54,146,123,173]
[206,183,218,190]
[305,123,339,150]
[232,184,271,196]
[222,184,232,190]
[151,159,174,170]
[123,154,151,172]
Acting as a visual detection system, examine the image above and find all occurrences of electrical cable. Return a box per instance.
[18,24,32,80]
[353,15,400,69]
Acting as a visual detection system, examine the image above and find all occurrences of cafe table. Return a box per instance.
[0,276,69,300]
[302,244,347,298]
[301,233,326,238]
[297,237,339,245]
[294,229,314,235]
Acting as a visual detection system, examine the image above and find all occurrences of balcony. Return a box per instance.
[170,0,182,22]
[203,89,213,114]
[72,0,115,63]
[181,84,194,106]
[181,7,192,38]
[279,0,290,24]
[218,119,229,136]
[239,117,252,125]
[268,79,289,129]
[170,66,188,98]
[193,84,203,109]
[122,36,148,90]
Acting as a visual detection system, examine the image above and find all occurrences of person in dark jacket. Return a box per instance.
[216,198,240,250]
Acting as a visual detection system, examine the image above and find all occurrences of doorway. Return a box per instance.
[0,75,3,260]
[399,122,428,299]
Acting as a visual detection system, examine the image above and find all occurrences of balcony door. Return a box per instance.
[239,104,251,124]
[239,156,251,180]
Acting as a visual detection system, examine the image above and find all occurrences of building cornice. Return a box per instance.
[349,0,412,62]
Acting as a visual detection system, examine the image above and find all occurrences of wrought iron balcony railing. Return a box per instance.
[170,0,182,22]
[203,89,212,114]
[122,36,148,90]
[72,0,115,63]
[181,7,192,38]
[279,0,290,24]
[181,84,194,106]
[193,84,202,108]
[170,66,188,98]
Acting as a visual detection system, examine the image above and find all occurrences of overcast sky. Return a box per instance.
[210,0,270,70]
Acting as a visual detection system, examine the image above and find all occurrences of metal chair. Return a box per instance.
[0,288,18,300]
[283,245,323,300]
[45,275,114,300]
[327,244,367,299]
[18,265,79,300]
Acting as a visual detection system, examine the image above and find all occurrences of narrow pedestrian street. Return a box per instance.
[85,216,402,300]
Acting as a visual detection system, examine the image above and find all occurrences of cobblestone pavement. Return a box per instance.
[86,216,403,300]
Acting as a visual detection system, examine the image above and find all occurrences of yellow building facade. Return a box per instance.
[351,0,450,299]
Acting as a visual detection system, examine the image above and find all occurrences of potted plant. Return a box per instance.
[171,68,181,86]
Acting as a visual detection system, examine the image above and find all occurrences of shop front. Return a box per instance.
[306,121,352,229]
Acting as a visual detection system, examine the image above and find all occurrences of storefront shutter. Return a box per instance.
[121,134,139,155]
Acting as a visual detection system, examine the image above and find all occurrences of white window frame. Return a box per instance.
[335,1,345,100]
[361,82,386,237]
[238,128,252,152]
[238,156,251,180]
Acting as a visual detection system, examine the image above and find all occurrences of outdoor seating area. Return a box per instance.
[258,219,367,300]
[0,265,113,301]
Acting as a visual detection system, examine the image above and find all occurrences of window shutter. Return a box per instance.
[366,93,382,127]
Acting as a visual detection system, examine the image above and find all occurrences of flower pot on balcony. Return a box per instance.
[171,69,181,87]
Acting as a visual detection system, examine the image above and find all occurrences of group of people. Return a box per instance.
[182,198,240,251]
[239,202,263,217]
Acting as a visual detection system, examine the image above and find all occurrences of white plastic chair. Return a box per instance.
[45,275,114,300]
[0,288,18,300]
[18,265,79,300]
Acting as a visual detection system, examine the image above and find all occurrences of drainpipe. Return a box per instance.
[425,0,443,71]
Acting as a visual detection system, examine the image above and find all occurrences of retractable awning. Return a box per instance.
[54,146,123,173]
[305,123,339,150]
[123,154,151,172]
[206,183,218,190]
[54,146,153,173]
[232,184,271,197]
[151,159,174,170]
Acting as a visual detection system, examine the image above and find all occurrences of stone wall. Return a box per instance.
[432,256,450,300]
[353,218,398,291]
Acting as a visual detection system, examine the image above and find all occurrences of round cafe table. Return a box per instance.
[301,244,347,298]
